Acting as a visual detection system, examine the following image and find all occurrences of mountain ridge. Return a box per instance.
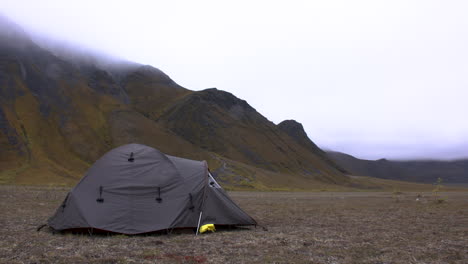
[327,151,468,184]
[277,120,348,174]
[0,15,350,190]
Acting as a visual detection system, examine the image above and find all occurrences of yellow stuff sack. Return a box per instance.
[199,224,216,234]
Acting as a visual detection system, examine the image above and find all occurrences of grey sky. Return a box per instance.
[1,0,467,160]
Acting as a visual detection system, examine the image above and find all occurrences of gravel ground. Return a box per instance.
[0,185,467,264]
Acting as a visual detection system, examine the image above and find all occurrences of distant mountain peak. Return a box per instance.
[193,88,254,112]
[327,151,468,184]
[278,119,305,131]
[277,119,322,154]
[277,120,309,143]
[278,120,349,174]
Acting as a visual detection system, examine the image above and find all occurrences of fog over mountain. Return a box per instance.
[0,14,353,189]
[327,151,468,184]
[1,0,468,161]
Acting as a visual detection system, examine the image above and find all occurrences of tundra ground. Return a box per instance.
[0,185,467,264]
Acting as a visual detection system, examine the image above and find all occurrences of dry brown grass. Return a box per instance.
[0,185,467,264]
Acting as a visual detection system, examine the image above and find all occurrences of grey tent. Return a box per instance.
[48,143,256,234]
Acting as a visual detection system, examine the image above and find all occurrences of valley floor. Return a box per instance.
[0,186,467,264]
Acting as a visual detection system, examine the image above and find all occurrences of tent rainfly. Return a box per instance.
[48,143,257,234]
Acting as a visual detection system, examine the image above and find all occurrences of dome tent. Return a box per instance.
[48,143,256,234]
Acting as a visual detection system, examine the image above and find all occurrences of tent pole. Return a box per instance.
[196,211,203,236]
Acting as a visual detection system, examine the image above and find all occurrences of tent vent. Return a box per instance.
[188,193,195,211]
[96,186,104,203]
[128,152,135,162]
[156,187,162,203]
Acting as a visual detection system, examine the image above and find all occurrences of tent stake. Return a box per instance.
[196,211,203,236]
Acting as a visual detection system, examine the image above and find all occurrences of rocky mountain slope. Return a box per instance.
[277,120,348,174]
[0,15,349,189]
[327,151,468,184]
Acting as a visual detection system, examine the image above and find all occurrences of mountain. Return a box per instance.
[158,91,347,181]
[327,151,468,184]
[0,15,349,189]
[277,120,348,174]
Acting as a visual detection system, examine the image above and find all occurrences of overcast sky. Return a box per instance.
[1,0,467,160]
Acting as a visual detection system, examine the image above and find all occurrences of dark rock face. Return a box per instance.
[22,59,69,117]
[161,88,262,125]
[277,120,319,150]
[87,68,130,103]
[0,107,28,157]
[0,107,18,146]
[0,56,22,102]
[197,88,255,114]
[159,88,269,154]
[277,120,348,174]
[0,17,76,118]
